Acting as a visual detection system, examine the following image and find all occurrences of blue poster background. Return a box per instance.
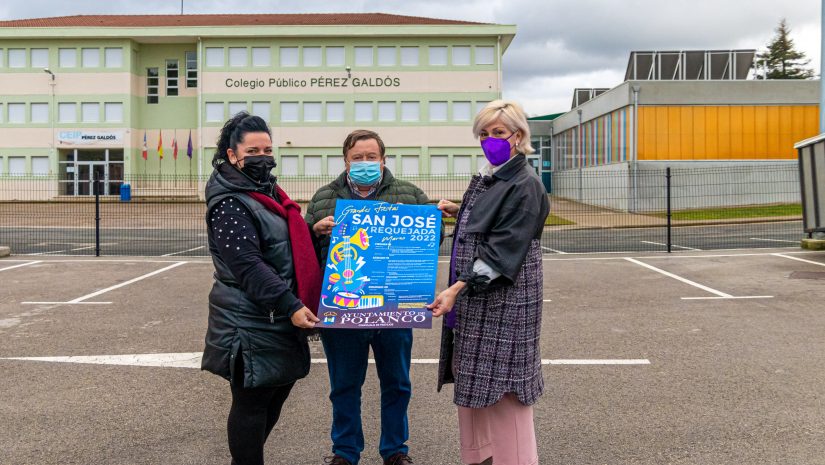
[318,199,441,329]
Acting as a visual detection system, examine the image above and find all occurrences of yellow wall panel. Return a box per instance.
[636,105,817,161]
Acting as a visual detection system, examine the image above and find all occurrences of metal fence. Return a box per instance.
[0,164,805,256]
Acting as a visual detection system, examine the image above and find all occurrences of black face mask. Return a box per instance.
[239,155,276,183]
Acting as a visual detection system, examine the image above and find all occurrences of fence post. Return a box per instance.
[94,171,101,257]
[666,167,672,253]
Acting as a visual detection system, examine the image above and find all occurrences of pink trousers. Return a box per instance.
[457,393,539,465]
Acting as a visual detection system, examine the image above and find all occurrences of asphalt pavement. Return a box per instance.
[2,249,825,464]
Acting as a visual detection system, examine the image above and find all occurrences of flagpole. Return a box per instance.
[174,129,178,187]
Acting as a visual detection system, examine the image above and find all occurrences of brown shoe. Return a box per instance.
[323,455,353,465]
[384,452,413,465]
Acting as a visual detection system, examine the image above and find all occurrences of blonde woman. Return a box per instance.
[429,100,549,465]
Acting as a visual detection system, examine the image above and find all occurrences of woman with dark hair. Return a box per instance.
[201,112,321,465]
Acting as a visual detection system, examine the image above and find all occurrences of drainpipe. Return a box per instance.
[631,84,640,213]
[820,0,825,132]
[577,108,583,201]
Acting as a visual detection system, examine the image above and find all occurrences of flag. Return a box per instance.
[141,131,148,160]
[157,130,164,159]
[172,132,179,160]
[187,130,193,159]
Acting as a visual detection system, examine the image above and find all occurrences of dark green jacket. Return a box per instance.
[202,164,310,388]
[304,168,432,263]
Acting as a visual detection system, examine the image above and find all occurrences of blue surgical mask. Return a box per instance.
[349,161,382,186]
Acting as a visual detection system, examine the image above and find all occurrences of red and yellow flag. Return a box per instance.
[157,130,164,159]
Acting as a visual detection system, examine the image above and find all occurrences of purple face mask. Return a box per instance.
[480,132,517,166]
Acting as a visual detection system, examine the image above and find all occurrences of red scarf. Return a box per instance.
[248,188,321,315]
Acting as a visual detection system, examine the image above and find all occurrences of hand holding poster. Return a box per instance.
[318,199,441,329]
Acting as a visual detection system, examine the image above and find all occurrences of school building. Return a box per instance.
[531,50,821,210]
[0,14,515,199]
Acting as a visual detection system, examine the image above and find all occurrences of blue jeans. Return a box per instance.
[321,328,413,465]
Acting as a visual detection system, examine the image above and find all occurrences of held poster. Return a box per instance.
[318,199,441,329]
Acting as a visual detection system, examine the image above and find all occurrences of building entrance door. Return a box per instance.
[76,162,107,195]
[527,155,541,177]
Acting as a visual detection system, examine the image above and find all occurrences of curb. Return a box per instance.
[801,239,825,251]
[0,246,10,258]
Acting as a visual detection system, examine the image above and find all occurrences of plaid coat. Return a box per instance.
[437,173,545,408]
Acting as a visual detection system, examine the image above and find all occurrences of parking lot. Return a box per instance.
[1,248,825,464]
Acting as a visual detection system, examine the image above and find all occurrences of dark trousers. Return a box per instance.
[321,328,413,465]
[227,357,295,465]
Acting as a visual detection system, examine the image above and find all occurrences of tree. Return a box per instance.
[755,18,815,80]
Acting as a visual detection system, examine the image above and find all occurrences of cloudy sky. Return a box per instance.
[1,0,821,115]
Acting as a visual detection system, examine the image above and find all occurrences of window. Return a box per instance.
[401,102,420,122]
[326,47,345,66]
[355,47,373,66]
[30,103,48,123]
[452,46,471,66]
[8,103,25,123]
[147,68,159,104]
[327,156,345,174]
[455,155,472,174]
[280,47,298,67]
[185,51,197,87]
[281,156,298,176]
[82,48,99,68]
[378,102,396,122]
[228,102,247,117]
[251,47,270,67]
[431,155,448,175]
[59,48,77,68]
[166,59,179,97]
[303,102,322,122]
[32,157,49,176]
[104,103,123,122]
[377,47,396,66]
[303,47,322,67]
[400,47,419,66]
[428,46,448,66]
[280,102,299,122]
[228,47,247,67]
[304,156,322,176]
[385,156,396,173]
[453,101,472,121]
[81,103,100,122]
[475,46,495,65]
[8,49,25,68]
[9,157,25,175]
[0,104,3,122]
[476,154,487,170]
[31,49,48,68]
[105,48,123,68]
[205,47,223,67]
[429,102,448,121]
[402,156,419,176]
[326,102,345,122]
[205,102,224,122]
[0,49,4,68]
[355,102,373,121]
[476,101,491,114]
[58,103,76,122]
[251,102,270,122]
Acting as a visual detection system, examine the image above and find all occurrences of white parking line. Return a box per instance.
[542,246,567,254]
[751,238,799,243]
[0,260,42,272]
[640,240,701,251]
[29,245,98,255]
[0,354,651,369]
[623,257,773,300]
[162,246,205,257]
[22,261,187,305]
[773,253,825,267]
